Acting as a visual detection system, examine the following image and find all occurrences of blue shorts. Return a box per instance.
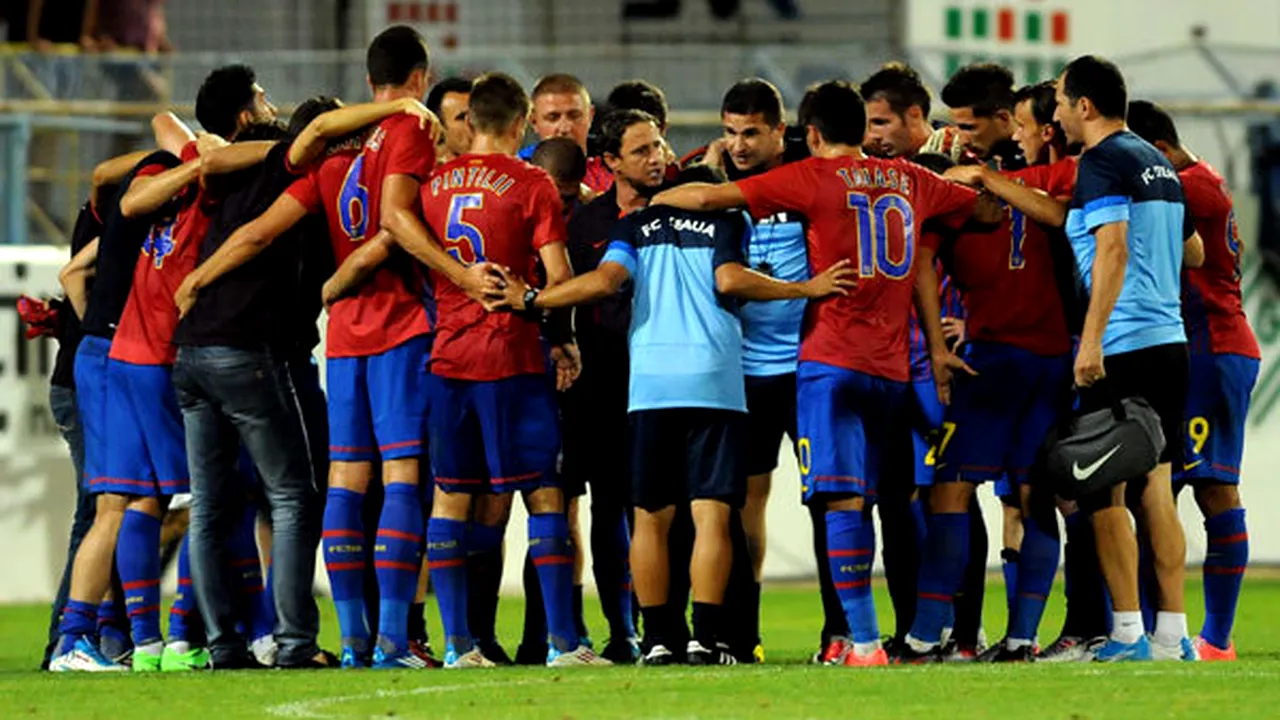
[910,377,945,488]
[1175,353,1259,486]
[74,335,112,488]
[796,361,908,504]
[326,334,432,462]
[98,359,189,496]
[935,341,1070,495]
[428,372,560,495]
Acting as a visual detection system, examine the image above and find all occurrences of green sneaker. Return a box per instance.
[160,646,210,672]
[132,650,163,673]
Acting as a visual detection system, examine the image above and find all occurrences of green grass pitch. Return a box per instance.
[3,579,1279,719]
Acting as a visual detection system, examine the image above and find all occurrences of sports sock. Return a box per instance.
[640,605,672,648]
[691,601,723,650]
[1001,548,1020,614]
[809,504,849,643]
[1154,611,1188,648]
[953,498,987,647]
[907,511,969,646]
[323,487,370,652]
[878,491,920,640]
[96,596,128,643]
[1138,538,1157,634]
[520,551,547,650]
[1112,610,1144,645]
[427,517,471,654]
[1009,518,1060,642]
[1201,508,1247,649]
[1062,511,1108,639]
[408,602,428,644]
[375,483,424,654]
[56,599,98,654]
[724,511,758,653]
[228,503,272,642]
[168,534,197,643]
[116,509,163,647]
[528,513,578,652]
[465,522,505,644]
[825,510,878,644]
[592,504,635,642]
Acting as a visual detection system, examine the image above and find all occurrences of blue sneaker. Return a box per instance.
[1094,636,1153,662]
[1153,637,1199,662]
[339,647,369,669]
[49,636,128,672]
[373,645,430,669]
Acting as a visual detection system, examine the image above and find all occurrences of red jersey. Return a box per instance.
[945,158,1077,357]
[110,143,210,366]
[737,155,976,382]
[584,155,613,194]
[1179,161,1260,358]
[286,114,436,358]
[421,153,567,381]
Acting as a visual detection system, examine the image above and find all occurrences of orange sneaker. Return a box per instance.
[814,637,851,665]
[1193,636,1236,662]
[840,646,889,667]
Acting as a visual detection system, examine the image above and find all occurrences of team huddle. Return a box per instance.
[35,23,1256,673]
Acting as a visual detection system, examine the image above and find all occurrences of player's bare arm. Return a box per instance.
[915,243,976,406]
[1184,231,1205,268]
[288,98,441,169]
[381,174,500,302]
[90,150,153,209]
[152,111,197,156]
[199,141,278,178]
[946,165,1067,227]
[1077,220,1129,387]
[58,237,100,320]
[119,158,202,218]
[174,193,309,317]
[715,258,856,300]
[321,231,396,307]
[489,262,630,312]
[651,181,748,212]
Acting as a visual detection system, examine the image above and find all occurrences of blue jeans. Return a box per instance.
[42,384,95,668]
[172,346,322,666]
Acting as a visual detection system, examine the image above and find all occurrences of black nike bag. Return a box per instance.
[1045,391,1166,500]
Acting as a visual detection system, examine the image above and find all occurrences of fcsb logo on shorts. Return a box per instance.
[143,220,177,269]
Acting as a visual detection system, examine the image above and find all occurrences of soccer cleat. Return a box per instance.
[1094,636,1153,662]
[939,639,983,662]
[250,636,278,668]
[339,647,370,669]
[1193,636,1236,662]
[815,636,852,665]
[49,637,129,672]
[1038,635,1106,663]
[444,647,497,669]
[99,627,134,666]
[209,653,270,670]
[132,649,163,673]
[686,641,737,666]
[409,639,444,668]
[547,644,613,667]
[161,645,211,672]
[602,637,641,665]
[373,645,433,669]
[476,640,511,666]
[975,642,1036,663]
[1152,637,1199,662]
[752,644,766,664]
[838,646,889,667]
[891,643,942,665]
[641,644,677,666]
[278,650,340,670]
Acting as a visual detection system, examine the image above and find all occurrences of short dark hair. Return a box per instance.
[467,72,530,135]
[607,80,668,128]
[426,77,473,117]
[235,120,289,143]
[798,80,866,147]
[1013,80,1058,126]
[1062,55,1127,120]
[908,152,956,175]
[860,62,931,119]
[531,137,587,186]
[674,163,728,187]
[720,78,784,127]
[288,95,342,138]
[195,64,258,139]
[1126,100,1180,147]
[532,73,589,101]
[941,63,1016,116]
[599,108,659,158]
[366,25,429,88]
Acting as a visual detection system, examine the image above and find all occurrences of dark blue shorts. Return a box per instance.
[796,361,908,505]
[1175,353,1259,486]
[910,377,945,488]
[97,359,189,496]
[326,334,432,462]
[629,408,745,511]
[428,372,560,495]
[935,341,1070,495]
[74,335,112,489]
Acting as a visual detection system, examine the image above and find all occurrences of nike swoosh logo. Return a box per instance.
[1183,459,1204,471]
[1072,444,1123,481]
[592,239,608,249]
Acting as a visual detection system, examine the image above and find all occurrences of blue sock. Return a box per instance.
[1138,538,1157,634]
[1009,518,1060,642]
[1001,548,1019,614]
[323,487,370,651]
[1202,508,1248,649]
[427,517,472,653]
[528,513,578,652]
[909,496,928,548]
[376,483,425,653]
[825,510,879,644]
[228,502,272,642]
[169,534,197,642]
[609,513,637,639]
[467,522,505,643]
[116,509,163,647]
[56,599,98,653]
[909,512,969,645]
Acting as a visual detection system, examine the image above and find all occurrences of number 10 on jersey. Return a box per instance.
[845,191,915,279]
[444,192,486,264]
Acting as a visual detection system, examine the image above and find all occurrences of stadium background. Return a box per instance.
[1,0,1279,604]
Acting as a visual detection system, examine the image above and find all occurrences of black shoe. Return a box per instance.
[602,638,641,665]
[210,652,270,671]
[514,642,548,666]
[974,639,1007,663]
[890,642,942,665]
[477,640,513,666]
[976,641,1036,663]
[641,643,677,666]
[686,641,737,666]
[881,636,907,663]
[278,649,339,670]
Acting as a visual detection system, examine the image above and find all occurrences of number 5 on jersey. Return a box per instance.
[444,192,486,264]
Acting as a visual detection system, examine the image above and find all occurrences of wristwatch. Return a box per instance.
[521,287,541,314]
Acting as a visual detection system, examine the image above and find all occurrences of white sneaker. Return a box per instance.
[547,644,613,667]
[49,637,129,672]
[251,635,279,667]
[1152,636,1198,662]
[444,647,496,669]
